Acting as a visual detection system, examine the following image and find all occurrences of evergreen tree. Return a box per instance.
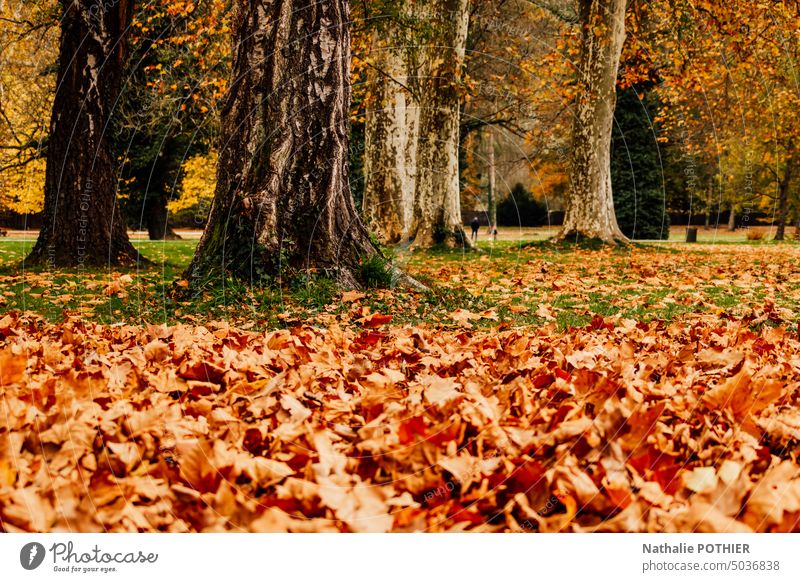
[611,84,670,240]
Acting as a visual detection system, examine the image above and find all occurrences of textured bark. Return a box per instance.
[186,0,377,288]
[558,0,627,243]
[774,162,792,241]
[408,0,472,249]
[362,31,417,244]
[26,0,140,267]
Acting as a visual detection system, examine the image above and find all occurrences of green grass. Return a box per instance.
[0,234,797,332]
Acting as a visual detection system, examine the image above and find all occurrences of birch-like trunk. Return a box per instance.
[408,0,472,249]
[558,0,627,244]
[186,0,377,288]
[26,0,140,267]
[362,32,417,244]
[486,127,497,231]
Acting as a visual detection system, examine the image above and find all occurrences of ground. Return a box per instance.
[1,226,799,532]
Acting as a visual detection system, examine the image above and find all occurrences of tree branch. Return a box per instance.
[522,0,579,24]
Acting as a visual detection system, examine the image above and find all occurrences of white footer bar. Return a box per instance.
[1,534,797,581]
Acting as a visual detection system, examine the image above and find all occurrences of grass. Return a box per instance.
[0,230,798,332]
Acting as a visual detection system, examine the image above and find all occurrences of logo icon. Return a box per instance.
[20,542,46,570]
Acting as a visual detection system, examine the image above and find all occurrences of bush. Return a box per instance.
[746,229,764,241]
[496,183,548,227]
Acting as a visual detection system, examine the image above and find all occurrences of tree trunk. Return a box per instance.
[408,0,472,249]
[362,31,417,244]
[727,206,736,230]
[558,0,627,244]
[186,0,377,288]
[486,127,497,232]
[145,193,181,240]
[26,0,140,268]
[774,163,792,241]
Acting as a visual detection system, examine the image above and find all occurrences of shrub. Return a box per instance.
[496,183,548,227]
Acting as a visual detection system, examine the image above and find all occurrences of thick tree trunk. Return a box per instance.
[145,193,181,240]
[558,0,627,244]
[727,206,736,230]
[26,0,140,268]
[186,0,378,288]
[486,127,497,232]
[362,31,417,244]
[774,163,792,241]
[408,0,472,249]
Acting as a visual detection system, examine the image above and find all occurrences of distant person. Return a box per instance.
[470,217,480,241]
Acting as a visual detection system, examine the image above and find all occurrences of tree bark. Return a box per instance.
[362,31,417,244]
[26,0,140,268]
[558,0,627,244]
[486,127,497,232]
[186,0,378,288]
[727,205,736,230]
[774,162,792,241]
[408,0,472,249]
[145,193,181,240]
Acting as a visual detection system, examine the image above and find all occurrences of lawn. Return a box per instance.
[0,230,798,332]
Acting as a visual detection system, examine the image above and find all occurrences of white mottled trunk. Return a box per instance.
[486,127,497,231]
[408,0,472,248]
[363,32,417,244]
[559,0,627,243]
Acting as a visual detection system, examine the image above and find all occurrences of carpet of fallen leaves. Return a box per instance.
[2,243,800,532]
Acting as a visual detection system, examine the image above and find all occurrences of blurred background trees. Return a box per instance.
[1,0,799,244]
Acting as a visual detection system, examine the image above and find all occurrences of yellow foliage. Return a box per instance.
[0,158,46,214]
[169,151,217,215]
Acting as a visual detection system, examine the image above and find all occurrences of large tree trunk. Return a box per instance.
[186,0,377,288]
[362,31,417,244]
[774,162,792,241]
[145,193,181,240]
[558,0,627,244]
[408,0,472,249]
[26,0,140,267]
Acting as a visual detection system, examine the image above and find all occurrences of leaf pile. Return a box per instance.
[2,310,800,532]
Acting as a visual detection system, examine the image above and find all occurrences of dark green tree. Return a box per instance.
[611,84,670,240]
[496,183,547,227]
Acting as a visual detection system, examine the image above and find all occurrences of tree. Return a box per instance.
[0,0,57,217]
[611,84,669,239]
[496,183,547,227]
[26,0,139,267]
[407,0,472,249]
[559,0,627,243]
[186,0,380,289]
[361,26,416,244]
[117,0,229,240]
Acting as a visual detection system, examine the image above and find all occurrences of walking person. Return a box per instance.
[470,217,480,242]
